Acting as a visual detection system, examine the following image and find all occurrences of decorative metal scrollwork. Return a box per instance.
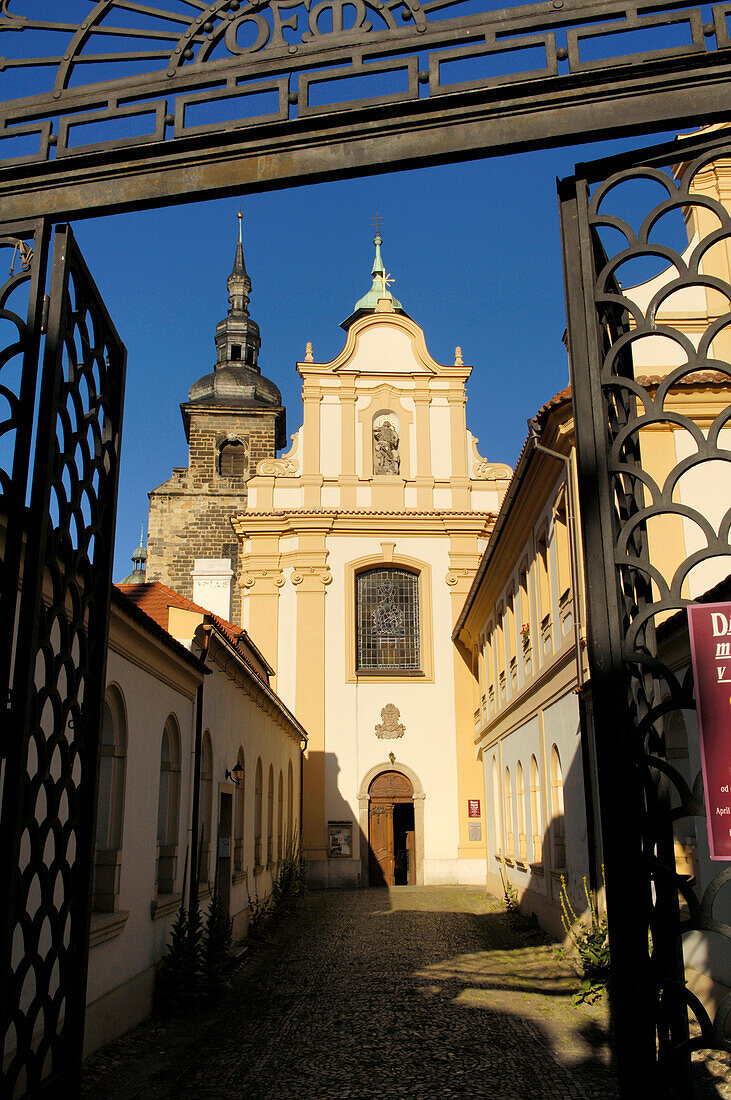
[0,219,49,759]
[0,224,126,1097]
[561,128,731,1096]
[0,0,729,167]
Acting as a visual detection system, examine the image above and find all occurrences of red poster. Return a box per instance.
[687,602,731,861]
[468,799,481,819]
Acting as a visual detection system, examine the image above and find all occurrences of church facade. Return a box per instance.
[229,237,512,887]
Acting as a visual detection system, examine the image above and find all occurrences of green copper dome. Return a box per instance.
[341,232,407,330]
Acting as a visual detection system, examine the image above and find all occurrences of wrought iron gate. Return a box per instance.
[560,129,731,1097]
[0,225,126,1098]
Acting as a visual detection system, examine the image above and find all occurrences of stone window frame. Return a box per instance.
[217,434,249,479]
[345,552,434,683]
[156,714,182,899]
[92,684,127,914]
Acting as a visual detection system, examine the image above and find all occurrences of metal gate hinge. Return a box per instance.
[41,294,50,334]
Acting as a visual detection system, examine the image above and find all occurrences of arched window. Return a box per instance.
[233,746,245,872]
[219,439,247,478]
[157,716,181,896]
[267,765,274,866]
[254,758,263,869]
[492,756,502,856]
[199,731,213,883]
[93,687,127,912]
[550,746,566,869]
[287,761,294,846]
[277,771,284,862]
[356,567,419,670]
[504,766,513,857]
[530,755,542,863]
[516,761,526,862]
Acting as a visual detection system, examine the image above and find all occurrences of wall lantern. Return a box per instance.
[226,761,244,786]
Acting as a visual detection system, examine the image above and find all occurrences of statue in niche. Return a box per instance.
[373,416,400,475]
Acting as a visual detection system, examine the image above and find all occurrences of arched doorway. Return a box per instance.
[368,771,416,887]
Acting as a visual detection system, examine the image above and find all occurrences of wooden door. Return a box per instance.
[369,803,394,886]
[405,830,416,886]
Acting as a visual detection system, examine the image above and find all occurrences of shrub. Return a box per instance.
[204,888,233,991]
[559,870,610,1004]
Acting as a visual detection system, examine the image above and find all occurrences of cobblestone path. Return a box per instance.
[85,886,619,1100]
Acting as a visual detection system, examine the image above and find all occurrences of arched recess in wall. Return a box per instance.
[254,758,263,870]
[200,731,214,883]
[492,756,502,857]
[277,770,284,862]
[93,684,127,913]
[345,552,434,682]
[157,715,181,896]
[267,765,274,867]
[530,755,542,864]
[357,761,426,887]
[516,761,526,863]
[218,436,248,479]
[233,745,245,873]
[504,766,513,858]
[550,746,566,870]
[287,761,294,845]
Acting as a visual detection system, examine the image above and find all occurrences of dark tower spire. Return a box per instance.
[214,211,261,371]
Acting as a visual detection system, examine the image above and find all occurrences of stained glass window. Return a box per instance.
[356,568,420,670]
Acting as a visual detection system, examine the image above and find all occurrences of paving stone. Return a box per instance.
[84,886,623,1099]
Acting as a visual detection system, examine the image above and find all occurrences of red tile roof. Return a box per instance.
[117,581,271,683]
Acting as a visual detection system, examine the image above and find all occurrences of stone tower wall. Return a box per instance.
[146,407,280,623]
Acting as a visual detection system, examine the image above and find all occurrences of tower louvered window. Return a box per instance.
[219,440,247,477]
[356,568,420,670]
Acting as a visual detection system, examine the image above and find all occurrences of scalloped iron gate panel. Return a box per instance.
[559,130,731,1098]
[0,225,126,1099]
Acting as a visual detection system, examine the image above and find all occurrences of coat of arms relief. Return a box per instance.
[375,703,405,739]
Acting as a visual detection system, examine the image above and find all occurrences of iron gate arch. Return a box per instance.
[560,127,731,1096]
[0,4,729,1098]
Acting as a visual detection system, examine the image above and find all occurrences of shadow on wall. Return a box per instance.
[495,721,596,943]
[306,752,388,889]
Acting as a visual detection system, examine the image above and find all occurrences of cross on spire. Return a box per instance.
[371,212,385,239]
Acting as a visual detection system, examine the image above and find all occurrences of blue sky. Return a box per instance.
[0,1,695,577]
[76,131,678,579]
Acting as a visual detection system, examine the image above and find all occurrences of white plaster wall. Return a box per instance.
[273,485,305,509]
[350,326,416,373]
[200,662,302,928]
[430,401,451,479]
[674,426,731,596]
[319,398,341,479]
[277,569,298,710]
[319,534,460,878]
[86,651,196,1010]
[542,691,590,896]
[470,486,501,512]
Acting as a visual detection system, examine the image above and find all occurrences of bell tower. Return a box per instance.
[145,217,285,622]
